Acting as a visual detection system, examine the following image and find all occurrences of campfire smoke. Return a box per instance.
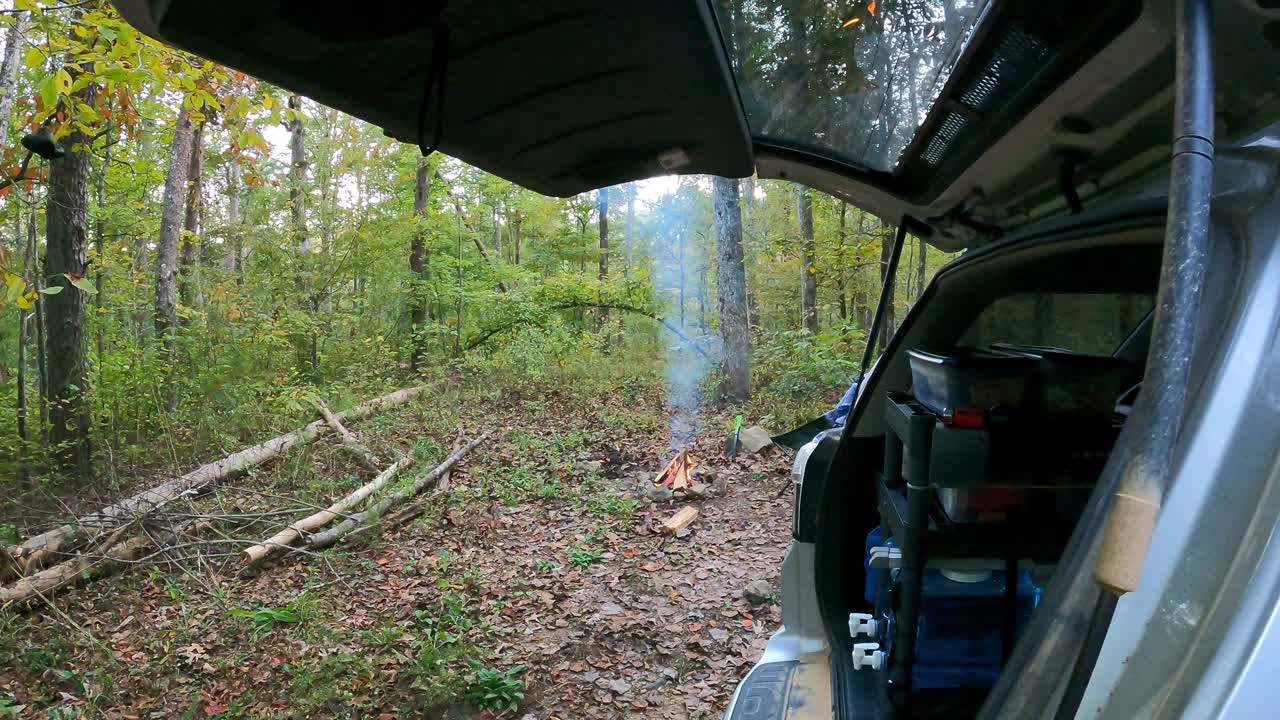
[651,185,712,451]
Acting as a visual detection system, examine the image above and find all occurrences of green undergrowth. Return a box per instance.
[0,337,831,718]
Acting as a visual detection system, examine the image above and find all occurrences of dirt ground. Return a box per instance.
[0,384,796,719]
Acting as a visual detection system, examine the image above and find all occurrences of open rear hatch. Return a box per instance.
[113,1,1280,249]
[110,1,753,197]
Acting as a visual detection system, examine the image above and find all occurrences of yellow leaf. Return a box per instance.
[14,0,38,11]
[24,47,43,70]
[4,272,25,304]
[54,68,72,95]
[16,290,37,310]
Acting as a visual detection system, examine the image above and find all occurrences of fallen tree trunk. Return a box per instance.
[3,385,428,580]
[0,520,213,607]
[308,431,492,549]
[346,470,451,542]
[315,398,382,473]
[241,454,415,564]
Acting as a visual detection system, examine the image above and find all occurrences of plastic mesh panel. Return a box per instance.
[960,27,1050,110]
[923,111,969,166]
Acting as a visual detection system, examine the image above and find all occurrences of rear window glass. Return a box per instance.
[711,0,990,173]
[962,293,1154,355]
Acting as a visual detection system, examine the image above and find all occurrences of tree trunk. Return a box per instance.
[491,203,502,261]
[0,520,213,606]
[442,187,509,293]
[315,398,382,472]
[43,80,98,481]
[797,186,818,334]
[15,307,28,479]
[0,17,25,145]
[154,105,195,345]
[242,454,413,564]
[916,236,927,299]
[409,157,432,371]
[287,94,317,379]
[94,133,109,365]
[1034,294,1054,346]
[852,212,871,328]
[623,183,636,278]
[837,201,848,321]
[512,211,522,266]
[3,385,431,579]
[288,94,308,254]
[28,200,47,436]
[713,176,751,402]
[597,187,610,338]
[225,159,241,274]
[307,432,491,549]
[178,120,204,311]
[15,207,28,482]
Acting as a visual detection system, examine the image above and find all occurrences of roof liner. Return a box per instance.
[113,0,754,197]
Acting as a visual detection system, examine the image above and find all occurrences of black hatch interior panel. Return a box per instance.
[118,1,753,197]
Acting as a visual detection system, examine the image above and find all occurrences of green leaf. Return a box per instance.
[65,275,97,295]
[38,285,63,295]
[37,75,57,111]
[24,47,43,70]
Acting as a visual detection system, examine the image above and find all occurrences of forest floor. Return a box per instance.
[0,376,802,719]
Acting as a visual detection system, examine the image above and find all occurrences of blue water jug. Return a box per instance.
[862,528,1039,689]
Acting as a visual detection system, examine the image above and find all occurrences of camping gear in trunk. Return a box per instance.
[992,343,1135,422]
[907,348,1035,418]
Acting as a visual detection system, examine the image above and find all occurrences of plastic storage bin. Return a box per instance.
[992,344,1133,420]
[907,348,1035,417]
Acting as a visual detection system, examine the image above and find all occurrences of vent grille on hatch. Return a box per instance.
[895,0,1141,198]
[923,112,969,166]
[959,28,1050,111]
[923,26,1050,167]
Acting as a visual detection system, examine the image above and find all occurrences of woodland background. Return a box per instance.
[0,0,951,500]
[0,1,976,717]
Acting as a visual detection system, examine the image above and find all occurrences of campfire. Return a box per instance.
[653,448,698,491]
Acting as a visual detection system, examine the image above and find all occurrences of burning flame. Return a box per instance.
[654,449,698,491]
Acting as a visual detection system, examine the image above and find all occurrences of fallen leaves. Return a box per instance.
[2,387,792,719]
